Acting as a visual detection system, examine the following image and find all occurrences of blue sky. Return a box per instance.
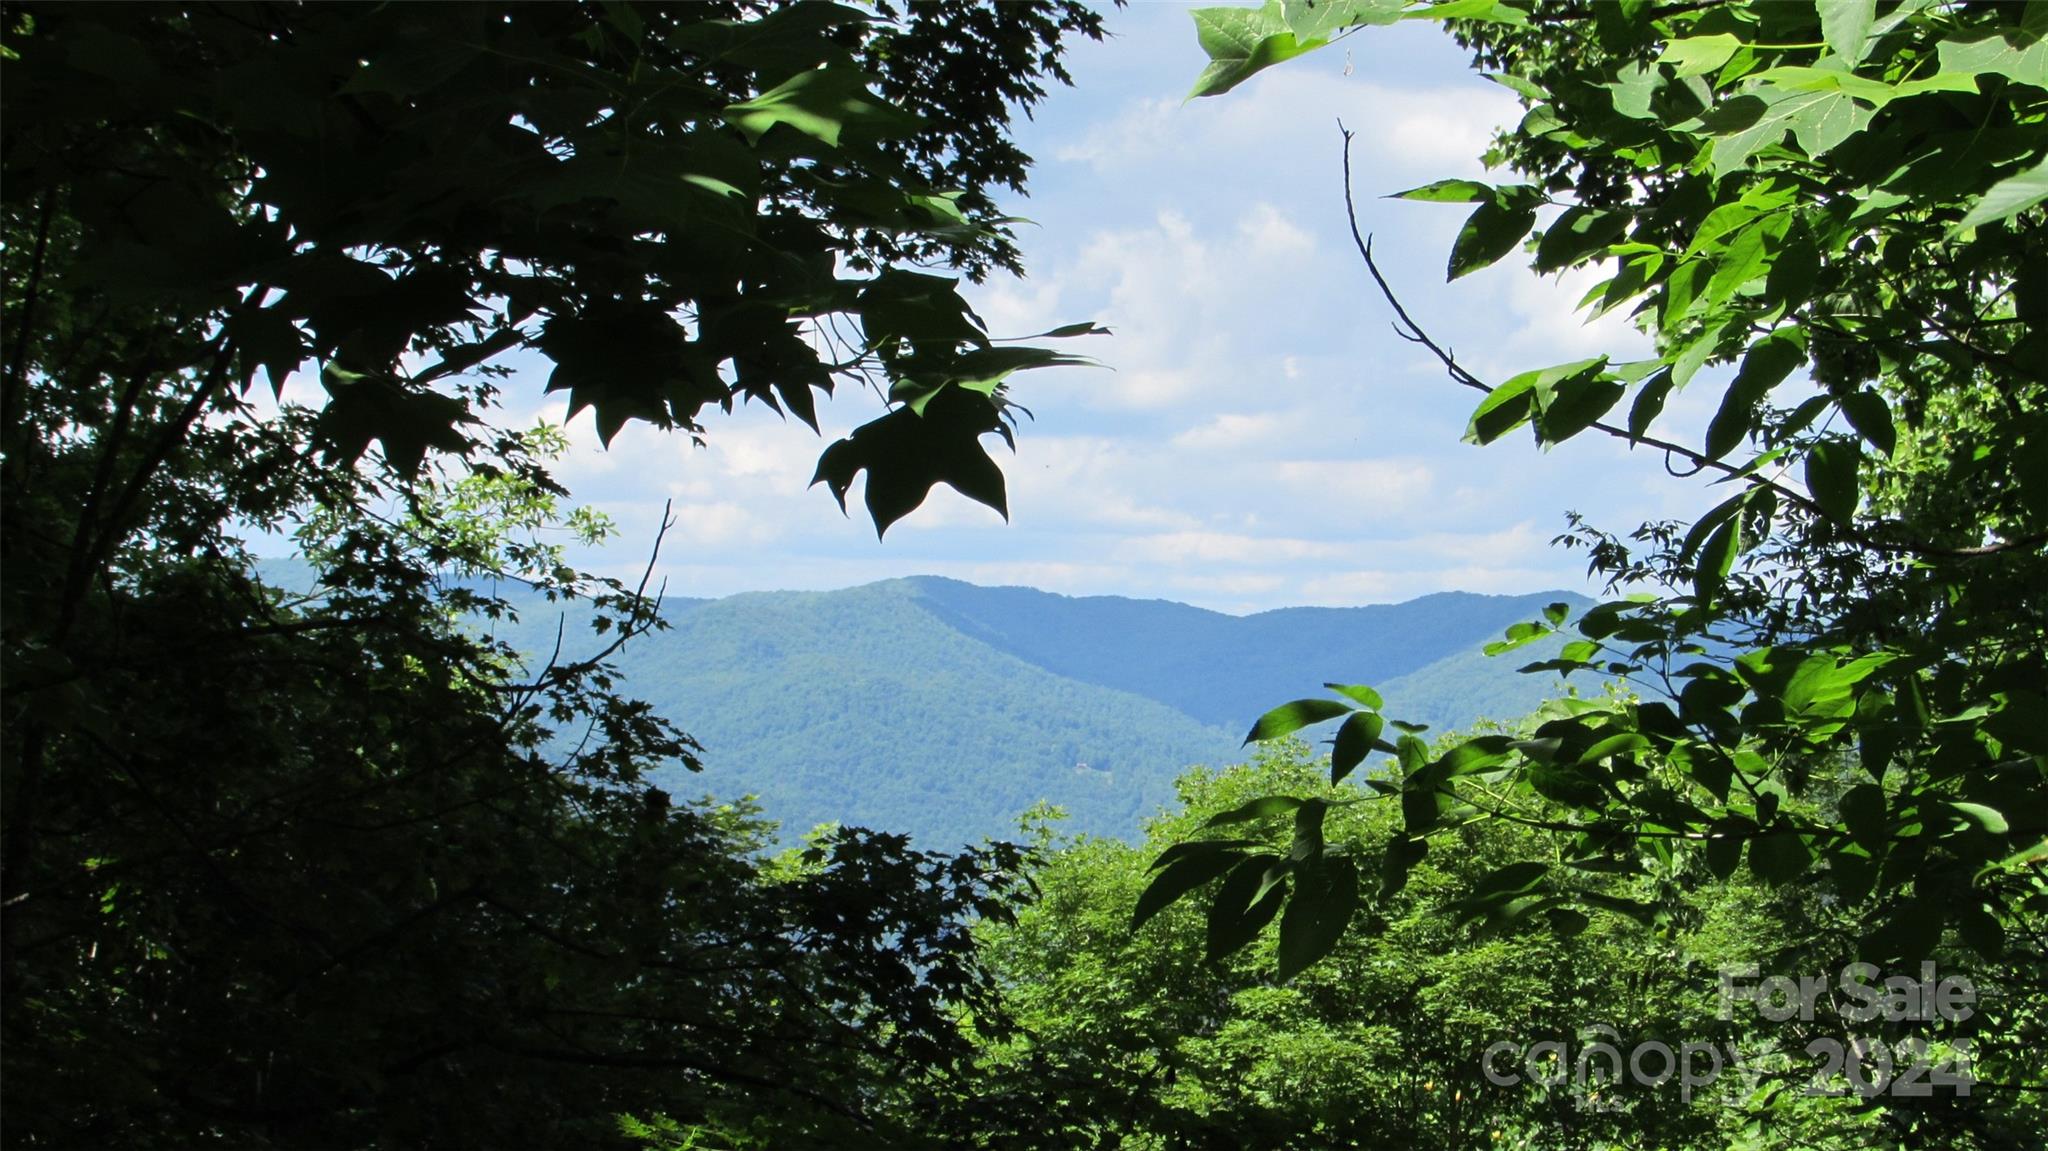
[437,4,1732,613]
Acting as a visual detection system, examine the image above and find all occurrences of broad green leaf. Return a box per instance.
[1465,375,1537,445]
[1660,34,1742,78]
[1466,357,1604,444]
[1977,837,2048,879]
[1408,0,1530,26]
[1525,761,1607,809]
[1705,330,1805,459]
[1949,802,2010,835]
[1938,21,2048,91]
[1547,907,1591,937]
[1535,372,1625,445]
[1206,794,1307,827]
[1133,848,1244,930]
[1470,860,1549,898]
[1535,206,1629,272]
[1955,155,2048,233]
[1324,682,1384,709]
[1839,389,1896,456]
[1839,784,1886,850]
[1244,698,1354,743]
[811,385,1011,537]
[1704,824,1745,878]
[1188,2,1320,99]
[1207,855,1288,960]
[1819,0,1877,66]
[1606,61,1660,119]
[1448,198,1539,280]
[1401,784,1449,833]
[1542,601,1570,626]
[1484,619,1552,656]
[1580,733,1650,762]
[1331,710,1385,784]
[1703,89,1873,177]
[1804,437,1863,523]
[1704,215,1789,311]
[1277,857,1358,980]
[1393,179,1494,203]
[1282,0,1404,43]
[1380,833,1427,898]
[1629,369,1674,440]
[1486,71,1547,101]
[1749,827,1813,883]
[1289,798,1329,861]
[1147,837,1256,872]
[1693,516,1741,600]
[723,65,918,147]
[1434,735,1515,777]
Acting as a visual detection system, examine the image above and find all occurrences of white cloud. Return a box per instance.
[1270,458,1435,508]
[1112,531,1345,565]
[1171,412,1288,451]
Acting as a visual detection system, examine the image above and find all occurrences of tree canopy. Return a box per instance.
[0,1,1104,1144]
[1143,0,2047,1127]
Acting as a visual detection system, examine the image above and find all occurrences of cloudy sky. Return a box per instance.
[467,4,1732,613]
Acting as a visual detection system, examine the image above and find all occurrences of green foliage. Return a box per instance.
[465,578,1593,845]
[980,743,2045,1150]
[0,1,1110,1143]
[1156,2,2048,1133]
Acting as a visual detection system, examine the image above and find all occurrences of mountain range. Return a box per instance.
[478,577,1596,847]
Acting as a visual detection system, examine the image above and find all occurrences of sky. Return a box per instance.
[371,3,1739,614]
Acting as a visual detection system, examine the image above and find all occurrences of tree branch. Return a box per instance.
[1333,124,2046,563]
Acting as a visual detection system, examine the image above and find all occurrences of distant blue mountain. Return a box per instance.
[257,562,1595,846]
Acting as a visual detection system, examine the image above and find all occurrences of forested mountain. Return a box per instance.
[477,576,1594,845]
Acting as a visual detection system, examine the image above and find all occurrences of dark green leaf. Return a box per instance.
[1244,698,1354,744]
[1277,856,1358,980]
[1839,784,1886,851]
[1546,906,1591,937]
[1380,834,1427,899]
[811,385,1011,537]
[1748,827,1813,884]
[1147,837,1257,872]
[1692,516,1741,601]
[1392,178,1494,203]
[1627,368,1674,441]
[1133,848,1245,931]
[1205,794,1306,828]
[1804,438,1862,523]
[1948,802,2009,835]
[723,64,919,148]
[1471,860,1549,898]
[1706,331,1806,460]
[1448,198,1540,281]
[1206,855,1287,961]
[1331,710,1385,784]
[1838,390,1896,456]
[1535,206,1629,272]
[1324,682,1384,709]
[1536,373,1625,445]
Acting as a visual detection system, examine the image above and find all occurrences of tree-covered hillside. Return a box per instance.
[470,575,1595,845]
[911,577,1595,731]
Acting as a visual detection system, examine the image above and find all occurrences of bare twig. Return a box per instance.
[1333,124,2045,562]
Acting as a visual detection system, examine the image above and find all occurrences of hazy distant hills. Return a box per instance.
[503,577,1593,846]
[261,563,1593,845]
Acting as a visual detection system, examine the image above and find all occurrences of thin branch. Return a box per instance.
[3,193,57,446]
[1334,124,2046,563]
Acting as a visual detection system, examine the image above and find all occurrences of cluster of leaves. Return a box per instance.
[983,745,2044,1150]
[1143,0,2047,1124]
[0,1,1111,1144]
[0,0,1106,537]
